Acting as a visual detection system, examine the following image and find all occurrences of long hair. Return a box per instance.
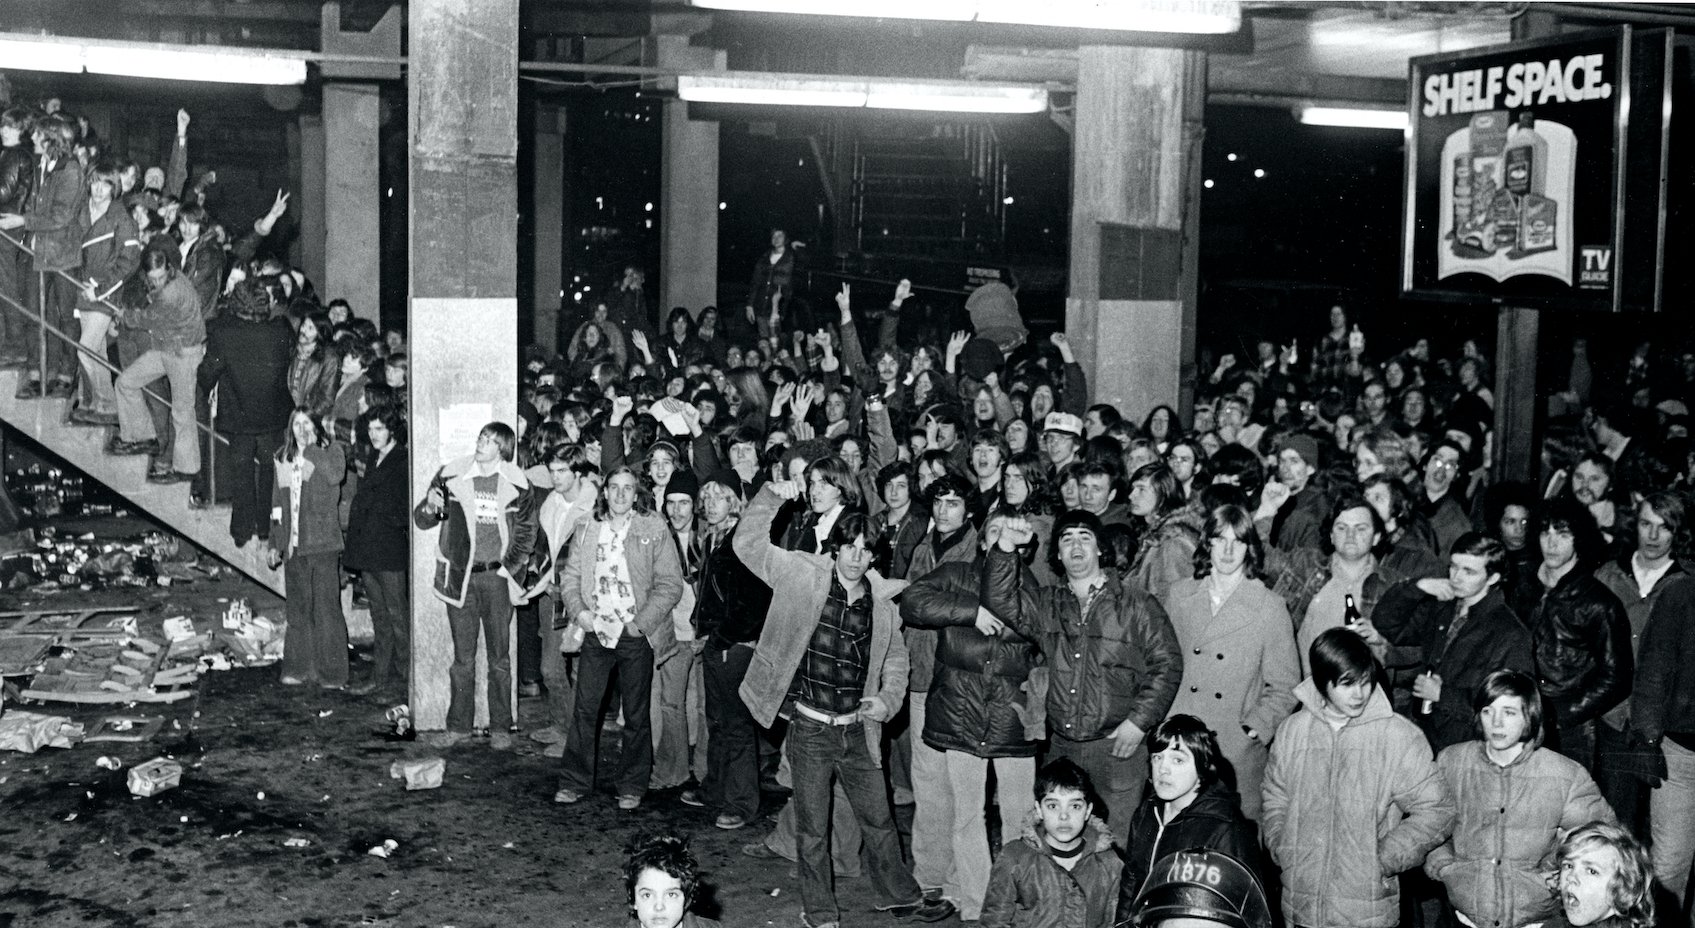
[1148,714,1225,792]
[725,366,769,421]
[297,309,332,364]
[1003,450,1054,516]
[1129,461,1183,520]
[1472,669,1545,749]
[1555,823,1655,928]
[1193,503,1264,581]
[277,406,328,462]
[595,465,654,520]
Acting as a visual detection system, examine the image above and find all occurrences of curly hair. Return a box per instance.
[1554,823,1654,928]
[623,833,700,910]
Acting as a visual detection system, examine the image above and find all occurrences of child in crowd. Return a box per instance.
[1546,822,1654,928]
[981,758,1122,928]
[623,834,721,928]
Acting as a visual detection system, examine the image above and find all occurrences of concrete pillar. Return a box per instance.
[298,114,326,292]
[1065,46,1205,423]
[656,37,724,316]
[530,103,566,356]
[323,83,382,323]
[408,0,521,733]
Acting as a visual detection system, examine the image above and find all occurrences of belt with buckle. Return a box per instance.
[795,702,859,726]
[469,560,502,573]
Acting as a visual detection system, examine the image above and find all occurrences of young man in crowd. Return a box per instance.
[984,509,1183,846]
[733,478,955,927]
[1372,532,1533,750]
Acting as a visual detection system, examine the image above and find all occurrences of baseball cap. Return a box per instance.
[1044,412,1084,438]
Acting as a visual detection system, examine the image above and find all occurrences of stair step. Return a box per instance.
[0,369,284,596]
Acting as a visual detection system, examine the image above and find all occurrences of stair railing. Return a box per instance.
[0,229,227,503]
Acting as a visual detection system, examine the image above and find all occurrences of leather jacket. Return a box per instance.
[1527,568,1633,728]
[0,144,32,215]
[693,518,773,647]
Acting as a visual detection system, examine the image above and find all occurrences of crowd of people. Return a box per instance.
[412,253,1693,928]
[3,93,1692,928]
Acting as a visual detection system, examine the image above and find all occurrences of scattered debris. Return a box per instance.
[0,710,83,752]
[126,757,183,797]
[367,839,399,858]
[95,756,123,770]
[389,756,445,791]
[282,837,311,848]
[86,715,164,743]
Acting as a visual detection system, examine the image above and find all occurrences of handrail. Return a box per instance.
[0,228,130,319]
[802,267,972,298]
[0,283,229,446]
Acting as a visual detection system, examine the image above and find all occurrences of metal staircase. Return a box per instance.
[0,230,282,596]
[0,366,284,595]
[847,124,1009,262]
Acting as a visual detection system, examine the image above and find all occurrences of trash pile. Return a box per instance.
[1,599,286,715]
[0,527,229,594]
[4,463,94,519]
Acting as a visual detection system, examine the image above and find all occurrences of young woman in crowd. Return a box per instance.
[268,406,347,689]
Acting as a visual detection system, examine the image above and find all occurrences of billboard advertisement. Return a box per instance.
[1402,27,1671,312]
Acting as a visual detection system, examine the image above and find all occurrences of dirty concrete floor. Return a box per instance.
[0,532,921,928]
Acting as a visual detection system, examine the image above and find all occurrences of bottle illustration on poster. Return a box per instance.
[1437,109,1576,285]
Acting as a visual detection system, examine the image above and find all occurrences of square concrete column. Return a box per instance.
[1065,46,1206,422]
[408,0,521,733]
[323,82,382,324]
[297,114,326,291]
[656,37,724,317]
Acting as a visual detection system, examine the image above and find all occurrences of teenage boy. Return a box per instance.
[979,758,1121,928]
[1262,628,1454,928]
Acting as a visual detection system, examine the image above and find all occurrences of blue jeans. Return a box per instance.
[116,342,204,475]
[445,570,514,732]
[559,633,653,799]
[788,715,922,924]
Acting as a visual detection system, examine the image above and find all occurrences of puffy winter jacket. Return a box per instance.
[903,522,978,693]
[1525,569,1632,729]
[982,546,1183,742]
[1261,679,1455,928]
[1425,741,1614,928]
[981,815,1122,928]
[902,556,1041,758]
[1114,781,1260,924]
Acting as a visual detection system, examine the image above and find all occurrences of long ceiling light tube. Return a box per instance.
[1297,105,1409,131]
[689,0,1242,34]
[0,32,308,85]
[679,72,1048,113]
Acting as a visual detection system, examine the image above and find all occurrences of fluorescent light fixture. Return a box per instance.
[90,46,306,85]
[679,72,1047,114]
[0,37,83,74]
[0,31,307,85]
[1298,106,1408,131]
[690,0,1241,34]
